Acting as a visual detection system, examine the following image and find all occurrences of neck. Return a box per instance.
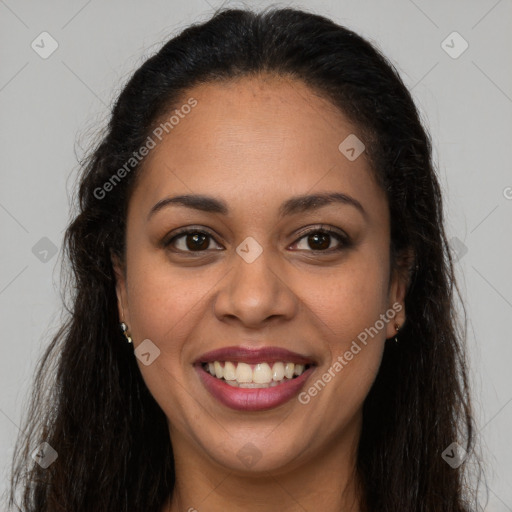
[163,413,364,512]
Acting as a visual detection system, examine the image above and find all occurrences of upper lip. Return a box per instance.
[194,346,317,366]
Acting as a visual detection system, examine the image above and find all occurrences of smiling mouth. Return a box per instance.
[201,360,312,388]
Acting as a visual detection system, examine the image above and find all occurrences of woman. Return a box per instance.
[8,6,483,511]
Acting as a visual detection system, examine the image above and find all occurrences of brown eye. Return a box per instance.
[293,227,349,252]
[183,232,210,251]
[306,232,331,250]
[164,229,223,253]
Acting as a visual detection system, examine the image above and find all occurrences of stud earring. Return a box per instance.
[394,323,400,343]
[119,322,132,343]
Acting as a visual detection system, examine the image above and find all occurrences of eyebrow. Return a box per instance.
[147,192,366,221]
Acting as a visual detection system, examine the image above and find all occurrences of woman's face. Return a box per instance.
[113,74,408,475]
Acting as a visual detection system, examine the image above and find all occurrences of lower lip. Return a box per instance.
[196,364,315,411]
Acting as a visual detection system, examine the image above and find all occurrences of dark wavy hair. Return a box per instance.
[7,6,484,511]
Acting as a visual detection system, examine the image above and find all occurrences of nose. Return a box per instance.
[213,245,299,329]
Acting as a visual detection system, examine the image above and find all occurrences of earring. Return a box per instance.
[119,322,132,343]
[394,323,400,343]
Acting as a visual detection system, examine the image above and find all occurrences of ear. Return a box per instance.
[111,251,130,325]
[385,247,414,339]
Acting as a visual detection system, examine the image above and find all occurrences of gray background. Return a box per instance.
[1,0,511,509]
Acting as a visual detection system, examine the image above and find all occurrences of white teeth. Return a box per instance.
[272,362,285,381]
[284,363,295,379]
[214,361,223,379]
[223,361,236,381]
[235,362,253,383]
[294,364,305,376]
[204,360,310,386]
[253,363,272,384]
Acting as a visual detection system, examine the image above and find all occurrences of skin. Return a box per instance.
[112,73,409,512]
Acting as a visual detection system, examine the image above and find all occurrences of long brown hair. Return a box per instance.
[7,6,484,511]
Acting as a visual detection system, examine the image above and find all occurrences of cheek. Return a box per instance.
[125,261,212,349]
[302,265,389,425]
[306,250,390,400]
[124,261,214,425]
[311,253,390,341]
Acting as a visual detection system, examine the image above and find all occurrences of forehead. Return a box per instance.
[128,74,386,221]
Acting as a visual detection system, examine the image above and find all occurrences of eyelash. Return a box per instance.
[163,225,350,255]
